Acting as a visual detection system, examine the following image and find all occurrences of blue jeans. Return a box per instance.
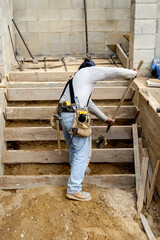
[60,112,91,194]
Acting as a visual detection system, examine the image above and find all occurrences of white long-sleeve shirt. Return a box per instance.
[60,66,137,121]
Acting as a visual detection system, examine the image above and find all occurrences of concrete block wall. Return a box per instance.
[129,0,158,76]
[155,0,160,57]
[13,0,131,57]
[0,0,15,76]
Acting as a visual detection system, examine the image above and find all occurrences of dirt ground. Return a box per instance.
[0,185,155,240]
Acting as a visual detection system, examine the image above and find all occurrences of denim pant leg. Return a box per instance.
[60,112,90,194]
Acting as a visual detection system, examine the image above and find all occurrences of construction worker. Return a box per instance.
[60,58,138,201]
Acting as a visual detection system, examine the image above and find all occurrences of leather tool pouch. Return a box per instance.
[50,104,62,131]
[71,108,91,137]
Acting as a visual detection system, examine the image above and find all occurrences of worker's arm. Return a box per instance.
[88,99,108,122]
[88,67,137,83]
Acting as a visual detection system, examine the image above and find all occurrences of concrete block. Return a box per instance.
[61,32,85,44]
[117,20,130,31]
[156,33,160,47]
[14,9,37,21]
[13,21,27,32]
[0,37,3,52]
[37,9,61,21]
[95,0,117,8]
[49,0,71,8]
[87,9,106,21]
[71,20,84,32]
[105,9,130,20]
[15,32,39,45]
[72,0,95,9]
[88,32,106,44]
[0,6,3,20]
[134,49,155,63]
[27,21,50,32]
[135,4,157,19]
[134,35,156,49]
[13,0,26,9]
[39,33,61,44]
[72,43,85,54]
[134,20,156,34]
[0,21,4,36]
[58,43,72,53]
[49,20,72,32]
[155,48,160,57]
[94,20,116,32]
[61,9,83,20]
[50,43,60,53]
[136,0,157,3]
[26,0,48,9]
[117,0,131,8]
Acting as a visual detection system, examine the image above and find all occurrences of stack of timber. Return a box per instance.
[0,70,142,189]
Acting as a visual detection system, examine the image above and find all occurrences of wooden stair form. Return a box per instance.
[0,71,139,189]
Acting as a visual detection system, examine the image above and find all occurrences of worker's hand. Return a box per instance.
[106,118,115,126]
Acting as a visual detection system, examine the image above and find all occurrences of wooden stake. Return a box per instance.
[146,160,160,210]
[140,214,156,240]
[56,120,61,155]
[137,156,149,214]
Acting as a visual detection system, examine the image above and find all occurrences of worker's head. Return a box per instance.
[78,57,95,70]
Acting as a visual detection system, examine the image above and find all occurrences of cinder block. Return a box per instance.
[37,9,61,21]
[134,20,156,34]
[134,49,155,63]
[13,10,37,21]
[135,4,157,19]
[117,20,130,31]
[49,20,72,32]
[15,32,39,45]
[155,48,160,57]
[88,32,106,44]
[72,0,95,9]
[39,33,61,44]
[0,21,4,36]
[13,21,27,32]
[0,37,3,52]
[136,0,157,3]
[61,32,85,44]
[49,0,71,9]
[94,20,116,32]
[87,9,106,21]
[71,20,84,32]
[117,0,131,8]
[61,9,83,20]
[72,43,85,54]
[0,7,3,20]
[13,0,26,9]
[134,35,156,49]
[26,0,48,9]
[105,9,130,20]
[95,0,117,8]
[27,21,50,32]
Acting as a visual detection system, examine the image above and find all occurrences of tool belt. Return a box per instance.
[71,108,92,137]
[50,103,62,131]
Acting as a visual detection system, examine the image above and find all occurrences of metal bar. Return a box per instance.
[44,57,47,72]
[12,19,36,62]
[8,25,23,72]
[84,0,89,55]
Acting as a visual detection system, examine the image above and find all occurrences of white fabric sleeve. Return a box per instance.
[89,67,137,83]
[88,99,108,122]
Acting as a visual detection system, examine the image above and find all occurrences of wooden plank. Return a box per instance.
[132,124,141,196]
[137,157,149,214]
[140,214,156,240]
[7,87,133,101]
[8,72,75,82]
[116,44,130,69]
[6,106,138,120]
[8,80,129,88]
[4,126,133,141]
[0,174,135,189]
[146,160,160,210]
[2,148,134,164]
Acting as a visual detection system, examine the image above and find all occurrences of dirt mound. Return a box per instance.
[0,185,147,240]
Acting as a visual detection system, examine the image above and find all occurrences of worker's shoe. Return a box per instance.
[85,166,91,176]
[66,191,92,201]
